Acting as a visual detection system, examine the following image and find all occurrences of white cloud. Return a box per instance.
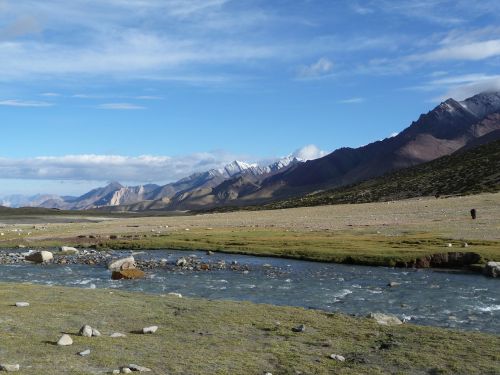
[297,58,334,78]
[420,39,500,61]
[292,144,328,161]
[97,103,146,110]
[0,152,241,183]
[40,92,60,97]
[0,99,53,107]
[338,97,365,104]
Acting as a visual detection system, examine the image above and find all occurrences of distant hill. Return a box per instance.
[263,137,500,209]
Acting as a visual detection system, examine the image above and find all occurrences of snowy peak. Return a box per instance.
[268,156,302,172]
[460,92,500,119]
[224,160,261,177]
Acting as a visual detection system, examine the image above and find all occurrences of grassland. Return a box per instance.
[1,192,499,268]
[0,283,498,375]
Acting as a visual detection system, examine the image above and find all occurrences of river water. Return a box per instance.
[0,249,498,334]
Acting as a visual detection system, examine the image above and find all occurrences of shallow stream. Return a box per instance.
[0,249,498,333]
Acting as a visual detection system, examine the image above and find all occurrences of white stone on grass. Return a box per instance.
[92,328,101,337]
[57,334,73,346]
[15,302,29,307]
[330,354,346,362]
[128,364,152,372]
[0,364,20,372]
[367,313,403,326]
[142,326,158,334]
[167,293,182,298]
[121,368,132,373]
[79,325,93,337]
[110,332,126,338]
[78,349,91,357]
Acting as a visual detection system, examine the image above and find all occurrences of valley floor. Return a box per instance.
[1,192,499,267]
[0,283,499,375]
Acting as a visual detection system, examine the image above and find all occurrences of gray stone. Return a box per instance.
[79,325,93,337]
[0,364,20,372]
[78,349,91,357]
[128,364,152,372]
[142,326,158,334]
[110,332,126,338]
[112,370,120,374]
[121,368,132,374]
[57,334,73,346]
[292,324,306,333]
[176,257,188,267]
[483,261,500,278]
[108,256,136,271]
[329,354,346,362]
[388,282,400,287]
[367,313,403,326]
[15,302,29,307]
[25,251,53,263]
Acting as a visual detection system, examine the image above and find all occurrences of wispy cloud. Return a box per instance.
[292,144,328,160]
[97,103,146,110]
[0,99,53,107]
[419,39,500,61]
[297,57,334,79]
[337,97,365,104]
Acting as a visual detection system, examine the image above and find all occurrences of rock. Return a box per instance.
[92,328,101,337]
[15,302,29,307]
[142,326,158,334]
[388,282,400,287]
[462,242,469,248]
[59,246,79,254]
[447,243,453,248]
[483,261,500,278]
[329,354,346,362]
[113,370,120,374]
[112,269,145,280]
[79,325,93,337]
[110,332,126,338]
[25,251,53,263]
[57,334,73,346]
[367,313,403,326]
[292,324,306,333]
[176,257,188,267]
[128,364,152,372]
[206,251,214,256]
[108,256,136,271]
[0,364,20,372]
[121,368,132,374]
[78,349,91,357]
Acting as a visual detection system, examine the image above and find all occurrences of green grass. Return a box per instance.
[0,283,498,375]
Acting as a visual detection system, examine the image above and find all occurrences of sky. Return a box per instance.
[1,0,500,196]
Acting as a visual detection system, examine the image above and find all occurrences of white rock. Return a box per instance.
[92,328,101,337]
[128,364,152,372]
[110,332,126,338]
[121,368,132,374]
[142,326,158,334]
[57,334,73,346]
[78,349,91,357]
[112,370,120,374]
[25,251,53,263]
[79,325,93,337]
[59,246,79,254]
[330,354,346,362]
[108,256,136,271]
[0,364,20,372]
[15,302,29,307]
[367,313,403,326]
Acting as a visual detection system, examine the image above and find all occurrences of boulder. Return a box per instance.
[25,251,53,263]
[78,349,91,357]
[57,334,73,346]
[292,324,306,333]
[112,269,145,280]
[15,302,29,307]
[59,246,79,254]
[92,328,101,337]
[107,256,136,271]
[483,261,500,278]
[121,368,132,374]
[329,354,346,362]
[367,313,403,326]
[0,364,20,372]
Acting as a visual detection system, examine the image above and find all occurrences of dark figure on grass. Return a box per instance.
[470,209,477,220]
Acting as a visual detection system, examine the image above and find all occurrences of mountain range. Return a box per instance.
[2,91,500,212]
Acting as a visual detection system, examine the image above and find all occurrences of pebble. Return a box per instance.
[78,349,91,357]
[15,302,29,307]
[57,334,73,346]
[329,354,346,362]
[292,324,306,333]
[142,326,158,334]
[110,332,126,338]
[0,364,20,372]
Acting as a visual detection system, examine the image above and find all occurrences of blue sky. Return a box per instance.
[1,0,500,195]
